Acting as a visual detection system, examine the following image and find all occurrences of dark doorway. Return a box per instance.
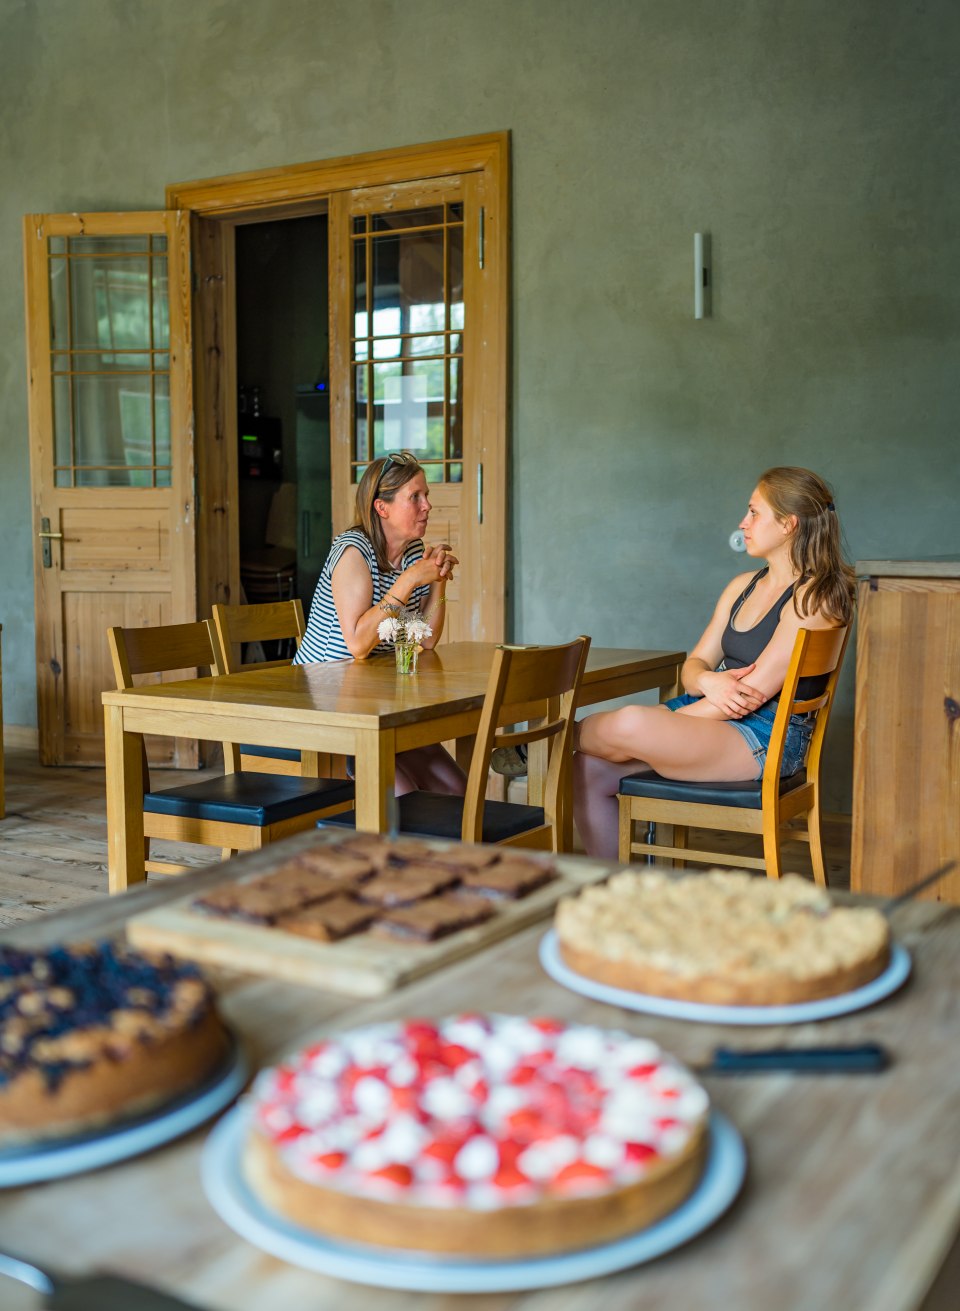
[235,213,332,618]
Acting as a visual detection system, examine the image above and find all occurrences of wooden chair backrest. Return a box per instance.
[761,625,850,804]
[107,620,224,689]
[106,620,234,781]
[462,636,591,845]
[211,599,307,674]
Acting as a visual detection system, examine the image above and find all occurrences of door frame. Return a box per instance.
[166,132,509,637]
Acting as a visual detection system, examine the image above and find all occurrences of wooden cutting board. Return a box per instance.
[126,844,613,998]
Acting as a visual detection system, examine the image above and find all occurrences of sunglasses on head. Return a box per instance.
[373,451,418,499]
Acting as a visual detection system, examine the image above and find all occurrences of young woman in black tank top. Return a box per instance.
[573,468,855,860]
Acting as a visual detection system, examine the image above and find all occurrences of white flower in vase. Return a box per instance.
[378,608,433,674]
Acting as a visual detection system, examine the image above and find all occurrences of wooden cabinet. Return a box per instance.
[851,560,960,902]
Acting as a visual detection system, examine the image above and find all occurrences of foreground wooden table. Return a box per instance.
[2,839,958,1311]
[103,643,684,892]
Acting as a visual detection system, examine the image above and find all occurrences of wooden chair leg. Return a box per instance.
[618,798,634,863]
[762,810,784,880]
[807,799,828,887]
[672,824,688,870]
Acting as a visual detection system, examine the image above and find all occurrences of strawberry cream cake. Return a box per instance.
[243,1013,709,1256]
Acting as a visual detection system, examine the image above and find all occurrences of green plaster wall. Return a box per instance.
[1,0,958,810]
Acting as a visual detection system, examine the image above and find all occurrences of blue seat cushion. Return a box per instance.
[321,793,546,843]
[145,773,354,826]
[618,769,807,811]
[239,744,301,763]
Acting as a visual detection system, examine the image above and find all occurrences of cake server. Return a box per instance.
[699,1042,890,1075]
[0,1250,207,1311]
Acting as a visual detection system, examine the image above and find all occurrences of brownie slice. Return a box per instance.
[283,848,375,882]
[419,845,502,872]
[275,896,378,942]
[372,893,495,942]
[356,864,461,907]
[461,857,556,900]
[193,868,347,924]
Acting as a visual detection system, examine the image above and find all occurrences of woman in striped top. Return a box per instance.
[295,452,465,797]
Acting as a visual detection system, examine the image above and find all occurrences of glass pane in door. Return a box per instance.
[351,201,464,484]
[47,234,172,487]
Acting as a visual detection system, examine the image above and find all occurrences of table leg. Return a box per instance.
[660,662,683,702]
[104,704,145,893]
[454,735,476,774]
[354,728,396,834]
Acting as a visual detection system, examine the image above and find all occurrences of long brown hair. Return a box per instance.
[351,452,424,572]
[758,467,856,625]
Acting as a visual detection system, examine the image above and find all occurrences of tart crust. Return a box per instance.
[244,1118,707,1257]
[0,944,230,1146]
[0,1007,228,1144]
[555,870,891,1007]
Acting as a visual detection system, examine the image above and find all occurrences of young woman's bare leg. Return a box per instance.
[573,750,651,860]
[394,745,467,797]
[577,705,757,781]
[573,705,759,858]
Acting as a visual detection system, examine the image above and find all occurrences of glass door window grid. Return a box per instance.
[48,234,171,488]
[350,204,464,485]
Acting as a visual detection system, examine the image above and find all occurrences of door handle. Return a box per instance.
[38,517,62,569]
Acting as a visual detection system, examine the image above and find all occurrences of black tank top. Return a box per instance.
[721,568,794,671]
[720,569,827,702]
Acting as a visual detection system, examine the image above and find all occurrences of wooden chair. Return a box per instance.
[107,619,354,878]
[211,598,336,779]
[323,637,591,851]
[617,626,850,885]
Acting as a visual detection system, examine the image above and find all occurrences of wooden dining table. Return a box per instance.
[1,836,958,1311]
[102,642,685,893]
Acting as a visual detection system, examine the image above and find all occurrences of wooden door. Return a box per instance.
[23,212,196,765]
[329,171,503,643]
[327,174,503,645]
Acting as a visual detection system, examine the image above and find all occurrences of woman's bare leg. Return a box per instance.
[573,749,652,860]
[394,745,467,797]
[573,705,759,859]
[577,705,757,781]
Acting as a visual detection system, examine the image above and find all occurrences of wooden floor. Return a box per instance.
[0,745,852,931]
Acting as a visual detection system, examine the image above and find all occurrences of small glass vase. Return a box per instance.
[394,641,419,675]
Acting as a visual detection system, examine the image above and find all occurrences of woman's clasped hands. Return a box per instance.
[405,541,458,588]
[698,663,766,719]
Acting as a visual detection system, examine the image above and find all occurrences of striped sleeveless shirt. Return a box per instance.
[293,529,430,664]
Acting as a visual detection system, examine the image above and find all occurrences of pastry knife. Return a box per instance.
[698,1042,890,1075]
[0,1250,207,1311]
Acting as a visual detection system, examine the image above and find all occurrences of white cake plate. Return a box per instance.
[0,1035,249,1188]
[201,1106,745,1293]
[539,929,912,1026]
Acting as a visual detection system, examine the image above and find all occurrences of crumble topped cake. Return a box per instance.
[243,1013,709,1256]
[555,869,891,1006]
[0,942,229,1146]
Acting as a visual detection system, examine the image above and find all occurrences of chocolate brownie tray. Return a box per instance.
[126,833,611,997]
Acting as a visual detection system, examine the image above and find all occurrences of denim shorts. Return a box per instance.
[665,694,813,779]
